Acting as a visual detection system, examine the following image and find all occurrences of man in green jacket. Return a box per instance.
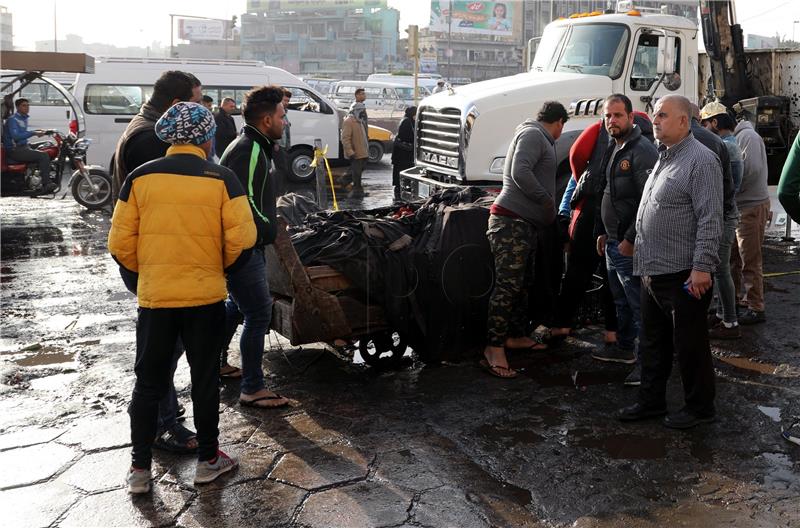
[778,133,800,224]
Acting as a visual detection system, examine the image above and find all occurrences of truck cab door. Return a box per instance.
[626,29,684,113]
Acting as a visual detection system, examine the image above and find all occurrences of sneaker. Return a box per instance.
[624,364,642,386]
[126,467,152,494]
[781,422,800,446]
[738,309,766,325]
[194,450,238,485]
[709,322,741,340]
[592,345,636,364]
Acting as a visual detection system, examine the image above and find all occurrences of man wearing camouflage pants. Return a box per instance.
[482,101,569,378]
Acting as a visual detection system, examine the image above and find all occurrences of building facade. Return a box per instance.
[241,0,399,78]
[1,6,12,51]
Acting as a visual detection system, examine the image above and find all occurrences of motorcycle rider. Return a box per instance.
[2,98,55,192]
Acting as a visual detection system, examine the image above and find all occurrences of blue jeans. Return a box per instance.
[223,248,272,395]
[714,219,738,324]
[605,239,642,355]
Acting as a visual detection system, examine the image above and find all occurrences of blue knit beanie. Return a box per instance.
[155,102,217,145]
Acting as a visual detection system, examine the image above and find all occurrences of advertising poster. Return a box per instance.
[430,1,514,37]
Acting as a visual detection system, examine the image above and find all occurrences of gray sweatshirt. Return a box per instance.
[493,120,557,228]
[733,120,770,209]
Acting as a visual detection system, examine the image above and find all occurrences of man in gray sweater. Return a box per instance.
[482,101,569,378]
[732,120,770,324]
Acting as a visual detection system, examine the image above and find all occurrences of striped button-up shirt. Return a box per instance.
[634,132,723,276]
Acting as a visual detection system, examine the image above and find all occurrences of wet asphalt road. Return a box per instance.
[1,155,800,528]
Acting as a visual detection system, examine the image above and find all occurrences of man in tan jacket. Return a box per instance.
[341,106,369,199]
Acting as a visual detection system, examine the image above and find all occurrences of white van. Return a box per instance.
[72,57,340,181]
[331,80,429,113]
[366,73,441,93]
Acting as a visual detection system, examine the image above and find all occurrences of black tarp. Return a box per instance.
[280,189,494,362]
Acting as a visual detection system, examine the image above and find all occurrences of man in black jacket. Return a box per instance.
[111,70,203,456]
[219,86,290,409]
[214,97,238,157]
[592,95,658,387]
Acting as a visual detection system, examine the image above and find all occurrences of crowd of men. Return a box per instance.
[482,93,792,432]
[99,67,797,493]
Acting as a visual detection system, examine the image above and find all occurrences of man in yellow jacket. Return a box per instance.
[341,105,369,199]
[108,101,256,494]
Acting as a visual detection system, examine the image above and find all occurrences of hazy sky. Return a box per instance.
[2,0,799,50]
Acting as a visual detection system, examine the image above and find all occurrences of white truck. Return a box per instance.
[399,3,798,201]
[400,6,697,199]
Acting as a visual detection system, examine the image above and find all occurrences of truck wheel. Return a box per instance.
[367,141,385,163]
[358,331,407,369]
[287,147,315,183]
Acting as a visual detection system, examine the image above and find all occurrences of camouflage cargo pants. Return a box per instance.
[486,214,537,347]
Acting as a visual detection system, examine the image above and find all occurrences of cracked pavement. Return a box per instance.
[1,158,799,527]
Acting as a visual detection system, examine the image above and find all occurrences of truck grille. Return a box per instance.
[417,106,462,175]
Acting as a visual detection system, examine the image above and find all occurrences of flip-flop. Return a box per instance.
[220,365,242,379]
[239,393,290,409]
[479,359,519,379]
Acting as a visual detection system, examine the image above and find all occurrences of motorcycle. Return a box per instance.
[0,130,112,210]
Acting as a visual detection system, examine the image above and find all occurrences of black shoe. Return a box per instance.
[738,309,765,325]
[592,345,636,364]
[663,409,715,429]
[624,365,641,386]
[617,402,667,422]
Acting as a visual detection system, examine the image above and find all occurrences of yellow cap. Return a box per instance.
[700,101,728,120]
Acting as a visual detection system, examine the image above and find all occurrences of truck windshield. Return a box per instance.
[536,23,630,79]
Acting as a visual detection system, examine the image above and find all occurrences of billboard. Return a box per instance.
[178,18,227,41]
[248,0,387,11]
[430,1,515,37]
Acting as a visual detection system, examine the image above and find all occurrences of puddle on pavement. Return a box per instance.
[0,225,67,260]
[757,406,782,422]
[717,355,777,375]
[28,372,79,391]
[571,428,667,459]
[14,347,76,366]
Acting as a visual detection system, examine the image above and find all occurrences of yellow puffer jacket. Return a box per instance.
[108,144,256,308]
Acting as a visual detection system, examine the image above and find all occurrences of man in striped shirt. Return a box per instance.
[617,95,723,429]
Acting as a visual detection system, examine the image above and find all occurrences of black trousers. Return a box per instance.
[130,302,225,468]
[553,245,618,331]
[637,271,716,416]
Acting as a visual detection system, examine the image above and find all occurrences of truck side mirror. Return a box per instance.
[527,37,541,71]
[657,36,676,75]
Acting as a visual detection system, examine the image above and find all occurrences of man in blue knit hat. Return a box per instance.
[109,101,256,494]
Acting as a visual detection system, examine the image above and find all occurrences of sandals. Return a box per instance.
[479,359,518,379]
[239,392,290,409]
[220,364,242,379]
[154,424,198,454]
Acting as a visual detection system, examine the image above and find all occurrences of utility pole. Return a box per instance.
[447,0,453,80]
[170,14,174,58]
[407,25,419,103]
[53,0,57,52]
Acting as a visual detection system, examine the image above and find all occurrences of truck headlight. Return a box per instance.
[489,157,505,174]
